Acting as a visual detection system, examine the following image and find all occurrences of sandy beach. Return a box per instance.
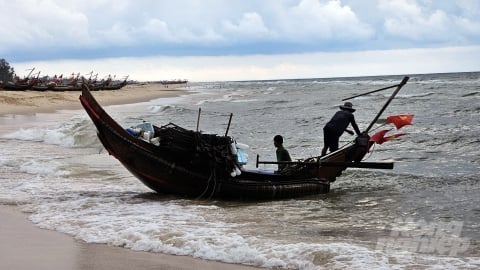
[0,83,189,116]
[0,83,261,270]
[0,206,260,270]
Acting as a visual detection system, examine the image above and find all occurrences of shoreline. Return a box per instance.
[0,83,190,116]
[0,205,260,270]
[0,83,263,270]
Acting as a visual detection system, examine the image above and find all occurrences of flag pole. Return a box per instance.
[365,76,409,133]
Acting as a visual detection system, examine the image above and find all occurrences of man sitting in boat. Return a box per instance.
[321,102,361,156]
[274,135,292,172]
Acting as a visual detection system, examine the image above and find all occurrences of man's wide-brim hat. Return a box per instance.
[340,102,355,112]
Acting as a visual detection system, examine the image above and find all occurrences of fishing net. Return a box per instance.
[154,123,239,175]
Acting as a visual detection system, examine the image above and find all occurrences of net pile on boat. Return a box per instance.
[154,123,240,176]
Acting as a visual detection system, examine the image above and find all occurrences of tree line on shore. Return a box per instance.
[0,58,15,83]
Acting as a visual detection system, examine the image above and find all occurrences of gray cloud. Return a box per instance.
[1,0,479,61]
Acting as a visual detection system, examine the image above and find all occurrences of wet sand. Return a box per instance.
[0,206,260,270]
[0,83,262,270]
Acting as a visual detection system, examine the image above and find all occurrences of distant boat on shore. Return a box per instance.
[2,67,38,91]
[1,69,130,92]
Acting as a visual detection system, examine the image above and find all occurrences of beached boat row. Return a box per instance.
[1,68,129,91]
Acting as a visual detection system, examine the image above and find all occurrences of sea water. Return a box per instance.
[1,72,479,269]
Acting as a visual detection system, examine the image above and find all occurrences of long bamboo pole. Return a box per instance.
[365,76,410,133]
[225,113,233,136]
[255,159,393,169]
[196,108,201,132]
[342,83,401,101]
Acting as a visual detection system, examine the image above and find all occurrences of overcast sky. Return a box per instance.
[2,0,480,81]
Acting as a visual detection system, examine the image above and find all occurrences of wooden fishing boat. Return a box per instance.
[79,77,409,200]
[101,77,128,90]
[51,84,83,91]
[2,82,33,91]
[31,81,57,91]
[1,68,37,91]
[2,78,38,91]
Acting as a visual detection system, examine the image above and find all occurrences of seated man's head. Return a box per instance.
[274,135,283,148]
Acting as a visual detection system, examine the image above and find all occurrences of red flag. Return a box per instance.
[386,114,414,129]
[384,133,407,142]
[369,129,390,145]
[369,129,407,146]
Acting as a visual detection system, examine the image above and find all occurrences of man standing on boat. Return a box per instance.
[274,135,292,172]
[321,102,361,156]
